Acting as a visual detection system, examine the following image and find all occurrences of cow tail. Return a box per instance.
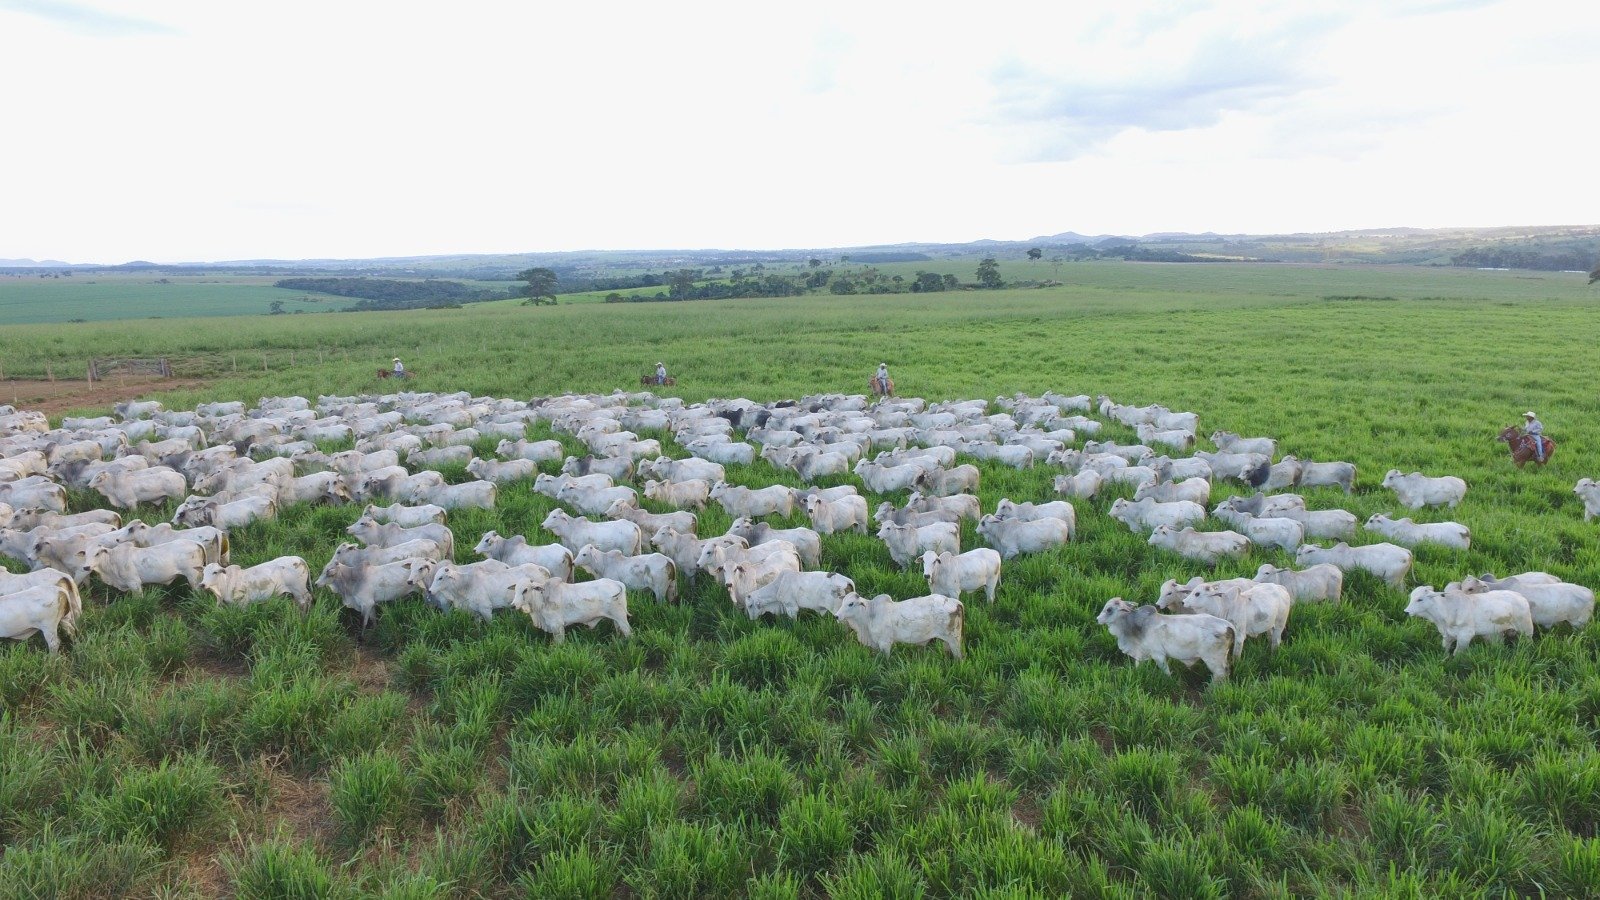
[61,576,83,637]
[950,600,965,646]
[666,560,679,603]
[219,533,232,565]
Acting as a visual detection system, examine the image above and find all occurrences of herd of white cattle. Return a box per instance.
[0,388,1594,686]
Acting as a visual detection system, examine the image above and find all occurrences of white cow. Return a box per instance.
[420,480,496,511]
[361,503,448,527]
[743,571,856,620]
[466,457,538,484]
[513,577,632,643]
[125,522,229,565]
[853,460,925,494]
[1381,470,1468,509]
[1210,510,1304,552]
[473,531,574,581]
[1575,479,1600,521]
[1109,497,1206,534]
[88,540,208,592]
[1155,576,1255,611]
[726,518,822,569]
[835,592,964,659]
[709,482,794,518]
[498,438,564,463]
[639,456,725,484]
[1210,431,1277,457]
[921,549,1002,603]
[573,545,678,603]
[975,515,1072,560]
[541,510,642,555]
[1406,585,1533,654]
[89,468,186,510]
[414,559,549,621]
[199,557,313,613]
[347,518,455,558]
[1253,564,1343,603]
[1182,582,1293,658]
[906,491,982,522]
[1096,598,1233,683]
[288,471,353,505]
[721,553,807,607]
[1457,574,1594,631]
[316,559,426,628]
[1052,470,1103,499]
[685,439,755,466]
[1295,542,1413,589]
[0,580,79,653]
[1147,526,1250,565]
[1363,514,1471,551]
[1134,477,1210,507]
[1272,506,1358,541]
[878,520,959,569]
[1282,456,1356,493]
[802,494,869,535]
[993,499,1076,536]
[643,478,712,511]
[913,464,981,497]
[173,493,278,531]
[607,502,697,539]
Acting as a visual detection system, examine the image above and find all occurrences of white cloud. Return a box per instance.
[0,0,1595,262]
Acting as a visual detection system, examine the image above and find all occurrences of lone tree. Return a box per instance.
[518,267,559,306]
[976,257,1003,289]
[1026,247,1042,261]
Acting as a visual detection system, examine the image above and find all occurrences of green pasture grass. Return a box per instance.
[0,273,349,325]
[5,264,1600,893]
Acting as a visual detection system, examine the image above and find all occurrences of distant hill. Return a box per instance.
[4,224,1597,278]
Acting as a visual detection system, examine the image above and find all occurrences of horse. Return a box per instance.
[869,374,895,400]
[1497,425,1554,468]
[642,374,676,386]
[377,369,410,380]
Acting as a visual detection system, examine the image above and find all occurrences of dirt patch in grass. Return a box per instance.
[350,647,392,694]
[0,376,209,416]
[259,761,336,851]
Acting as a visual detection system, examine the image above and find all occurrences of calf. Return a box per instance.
[473,530,574,581]
[1363,514,1471,551]
[0,580,79,653]
[975,514,1072,560]
[1147,525,1250,565]
[802,494,869,535]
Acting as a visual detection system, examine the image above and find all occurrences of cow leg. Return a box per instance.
[40,624,61,654]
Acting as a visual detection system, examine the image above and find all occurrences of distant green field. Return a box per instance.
[0,275,523,325]
[8,262,1600,896]
[0,274,353,323]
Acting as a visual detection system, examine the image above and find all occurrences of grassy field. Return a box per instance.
[4,263,1600,897]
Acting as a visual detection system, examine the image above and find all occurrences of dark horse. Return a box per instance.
[642,374,676,386]
[1498,425,1554,468]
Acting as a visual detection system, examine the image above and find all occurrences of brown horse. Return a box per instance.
[869,374,894,400]
[376,369,411,380]
[642,374,676,386]
[1498,425,1553,468]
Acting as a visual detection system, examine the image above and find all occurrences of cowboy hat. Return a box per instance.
[1524,411,1537,418]
[393,357,401,362]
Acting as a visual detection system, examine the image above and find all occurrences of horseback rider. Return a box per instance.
[875,362,889,393]
[392,357,405,378]
[1523,411,1545,462]
[655,361,667,385]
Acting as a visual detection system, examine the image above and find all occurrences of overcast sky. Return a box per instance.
[2,0,1596,263]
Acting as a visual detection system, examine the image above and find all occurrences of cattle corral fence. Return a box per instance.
[87,358,173,383]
